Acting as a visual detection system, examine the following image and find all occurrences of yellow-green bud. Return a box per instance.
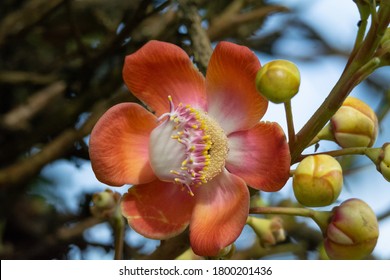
[90,189,121,219]
[378,143,390,181]
[364,143,390,181]
[293,155,343,207]
[332,97,378,147]
[317,243,331,260]
[316,97,378,148]
[246,216,285,247]
[215,244,236,260]
[255,60,300,103]
[324,198,379,260]
[379,28,390,48]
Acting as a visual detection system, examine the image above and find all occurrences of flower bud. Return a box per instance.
[363,143,390,181]
[317,243,330,260]
[246,216,286,247]
[90,189,121,219]
[316,97,378,148]
[293,155,343,207]
[324,198,379,260]
[255,60,300,103]
[378,143,390,181]
[379,28,390,48]
[214,244,236,260]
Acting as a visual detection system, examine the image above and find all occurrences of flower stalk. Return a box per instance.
[298,146,374,162]
[89,189,124,259]
[249,206,331,234]
[284,100,296,149]
[113,212,125,260]
[290,2,390,163]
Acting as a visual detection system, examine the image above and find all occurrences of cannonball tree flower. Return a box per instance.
[89,41,291,256]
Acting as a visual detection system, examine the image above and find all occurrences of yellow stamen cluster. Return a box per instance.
[196,110,229,183]
[167,102,228,193]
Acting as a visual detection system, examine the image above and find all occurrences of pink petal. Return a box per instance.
[206,41,268,134]
[89,103,157,186]
[226,122,291,192]
[121,180,196,239]
[189,170,249,256]
[123,40,206,116]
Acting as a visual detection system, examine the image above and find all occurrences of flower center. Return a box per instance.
[149,96,229,196]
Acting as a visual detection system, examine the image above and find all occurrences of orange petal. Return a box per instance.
[206,41,268,134]
[121,180,196,239]
[123,40,206,116]
[226,122,291,192]
[189,170,249,256]
[89,103,157,186]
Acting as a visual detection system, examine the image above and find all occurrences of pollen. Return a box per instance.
[194,109,229,182]
[156,96,229,195]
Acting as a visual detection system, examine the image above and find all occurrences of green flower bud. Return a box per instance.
[315,97,378,148]
[317,243,330,260]
[214,244,236,260]
[378,143,390,181]
[324,198,379,260]
[293,155,343,207]
[247,216,285,247]
[364,143,390,181]
[90,189,121,219]
[379,28,390,48]
[255,60,300,103]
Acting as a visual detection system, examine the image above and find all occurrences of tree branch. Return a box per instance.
[208,4,289,41]
[0,91,130,189]
[0,0,66,46]
[0,81,66,131]
[178,0,212,73]
[142,230,190,260]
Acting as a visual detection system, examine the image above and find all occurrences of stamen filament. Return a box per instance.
[152,96,228,196]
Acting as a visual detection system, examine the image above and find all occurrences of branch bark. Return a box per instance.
[178,0,212,73]
[0,81,66,131]
[0,0,66,46]
[0,91,131,189]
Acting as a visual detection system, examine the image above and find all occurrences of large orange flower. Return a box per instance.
[89,40,291,256]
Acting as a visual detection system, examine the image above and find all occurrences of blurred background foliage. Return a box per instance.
[0,0,389,259]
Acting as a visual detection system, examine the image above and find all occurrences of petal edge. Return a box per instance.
[123,40,206,116]
[226,122,291,192]
[89,103,157,186]
[206,41,268,134]
[190,170,249,256]
[121,180,195,240]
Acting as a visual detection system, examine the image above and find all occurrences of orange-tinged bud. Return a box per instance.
[293,155,343,207]
[255,60,300,103]
[324,198,379,260]
[332,97,378,147]
[316,97,378,148]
